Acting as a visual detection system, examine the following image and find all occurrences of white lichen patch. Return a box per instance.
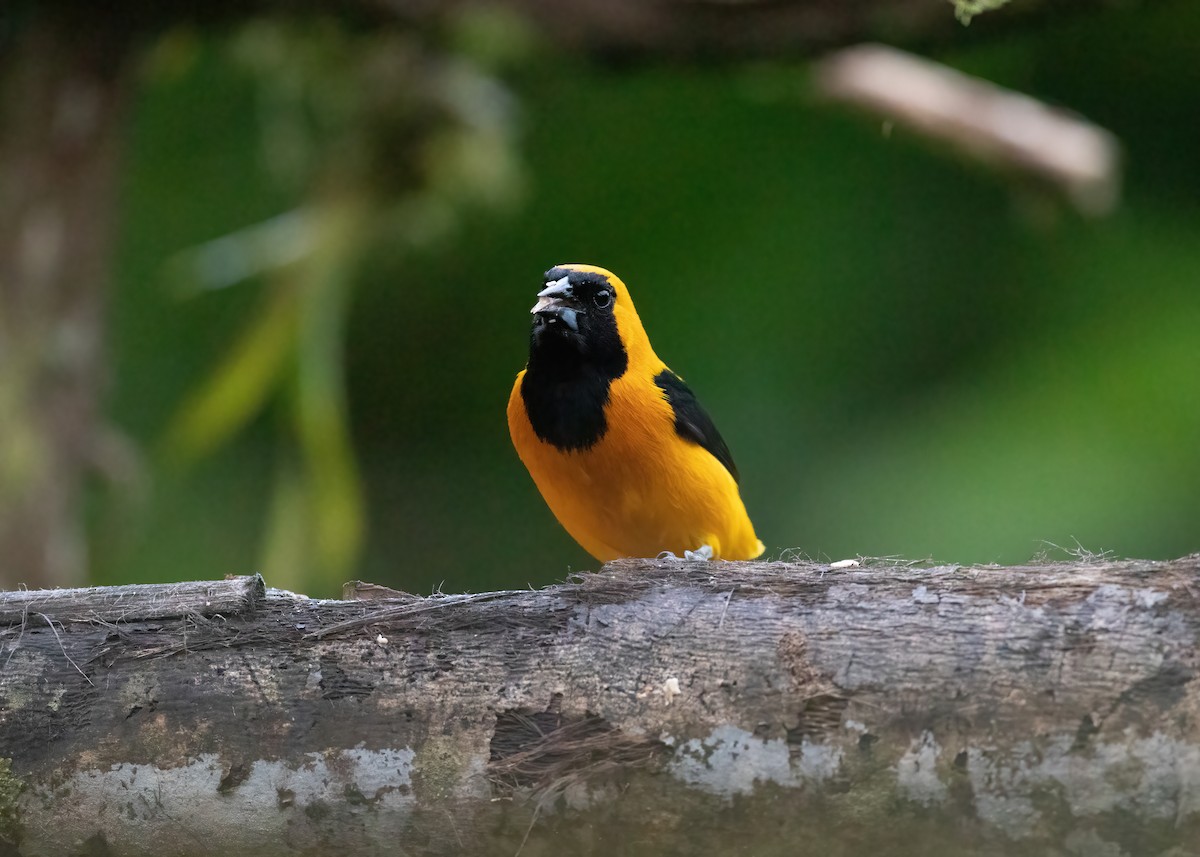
[911,585,940,605]
[336,747,417,797]
[46,685,68,712]
[1133,588,1169,609]
[0,649,50,714]
[0,686,31,715]
[19,748,417,857]
[663,677,682,705]
[116,673,159,715]
[1083,584,1153,631]
[414,733,490,802]
[896,731,948,806]
[667,723,1200,833]
[967,732,1200,837]
[669,724,843,798]
[796,737,844,782]
[304,667,323,692]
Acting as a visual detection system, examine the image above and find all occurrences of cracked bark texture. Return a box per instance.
[2,557,1199,856]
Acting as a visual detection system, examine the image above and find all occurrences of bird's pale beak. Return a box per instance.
[531,276,581,331]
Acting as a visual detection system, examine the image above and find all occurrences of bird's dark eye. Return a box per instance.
[593,290,613,309]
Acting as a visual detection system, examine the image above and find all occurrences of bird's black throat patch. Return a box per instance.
[520,268,628,451]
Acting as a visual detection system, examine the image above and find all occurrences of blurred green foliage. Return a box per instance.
[92,2,1200,596]
[953,0,1013,25]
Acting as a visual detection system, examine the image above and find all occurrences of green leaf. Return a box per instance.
[161,288,297,467]
[291,202,366,578]
[258,456,313,593]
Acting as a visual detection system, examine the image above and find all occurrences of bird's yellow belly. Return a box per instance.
[526,427,761,562]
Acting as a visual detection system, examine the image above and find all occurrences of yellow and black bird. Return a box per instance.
[508,264,764,562]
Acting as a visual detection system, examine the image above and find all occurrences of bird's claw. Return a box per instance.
[657,544,714,562]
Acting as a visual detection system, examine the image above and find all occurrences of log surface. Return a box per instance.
[0,575,264,625]
[2,557,1199,856]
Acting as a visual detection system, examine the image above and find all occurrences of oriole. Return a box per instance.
[508,264,764,562]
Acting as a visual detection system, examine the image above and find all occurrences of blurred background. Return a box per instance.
[2,0,1197,598]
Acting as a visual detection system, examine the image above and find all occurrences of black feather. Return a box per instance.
[653,369,740,483]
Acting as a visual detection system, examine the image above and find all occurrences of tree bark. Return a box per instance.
[0,8,135,589]
[2,557,1199,856]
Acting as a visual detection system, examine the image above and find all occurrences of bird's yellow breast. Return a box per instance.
[508,364,763,562]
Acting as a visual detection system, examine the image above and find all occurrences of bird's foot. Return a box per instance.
[657,544,714,562]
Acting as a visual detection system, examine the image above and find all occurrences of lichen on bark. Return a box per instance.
[0,757,25,848]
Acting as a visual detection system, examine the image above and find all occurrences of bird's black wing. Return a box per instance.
[653,369,740,484]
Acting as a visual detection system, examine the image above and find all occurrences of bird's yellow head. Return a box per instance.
[527,264,653,375]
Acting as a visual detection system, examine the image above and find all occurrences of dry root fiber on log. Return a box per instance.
[2,557,1199,856]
